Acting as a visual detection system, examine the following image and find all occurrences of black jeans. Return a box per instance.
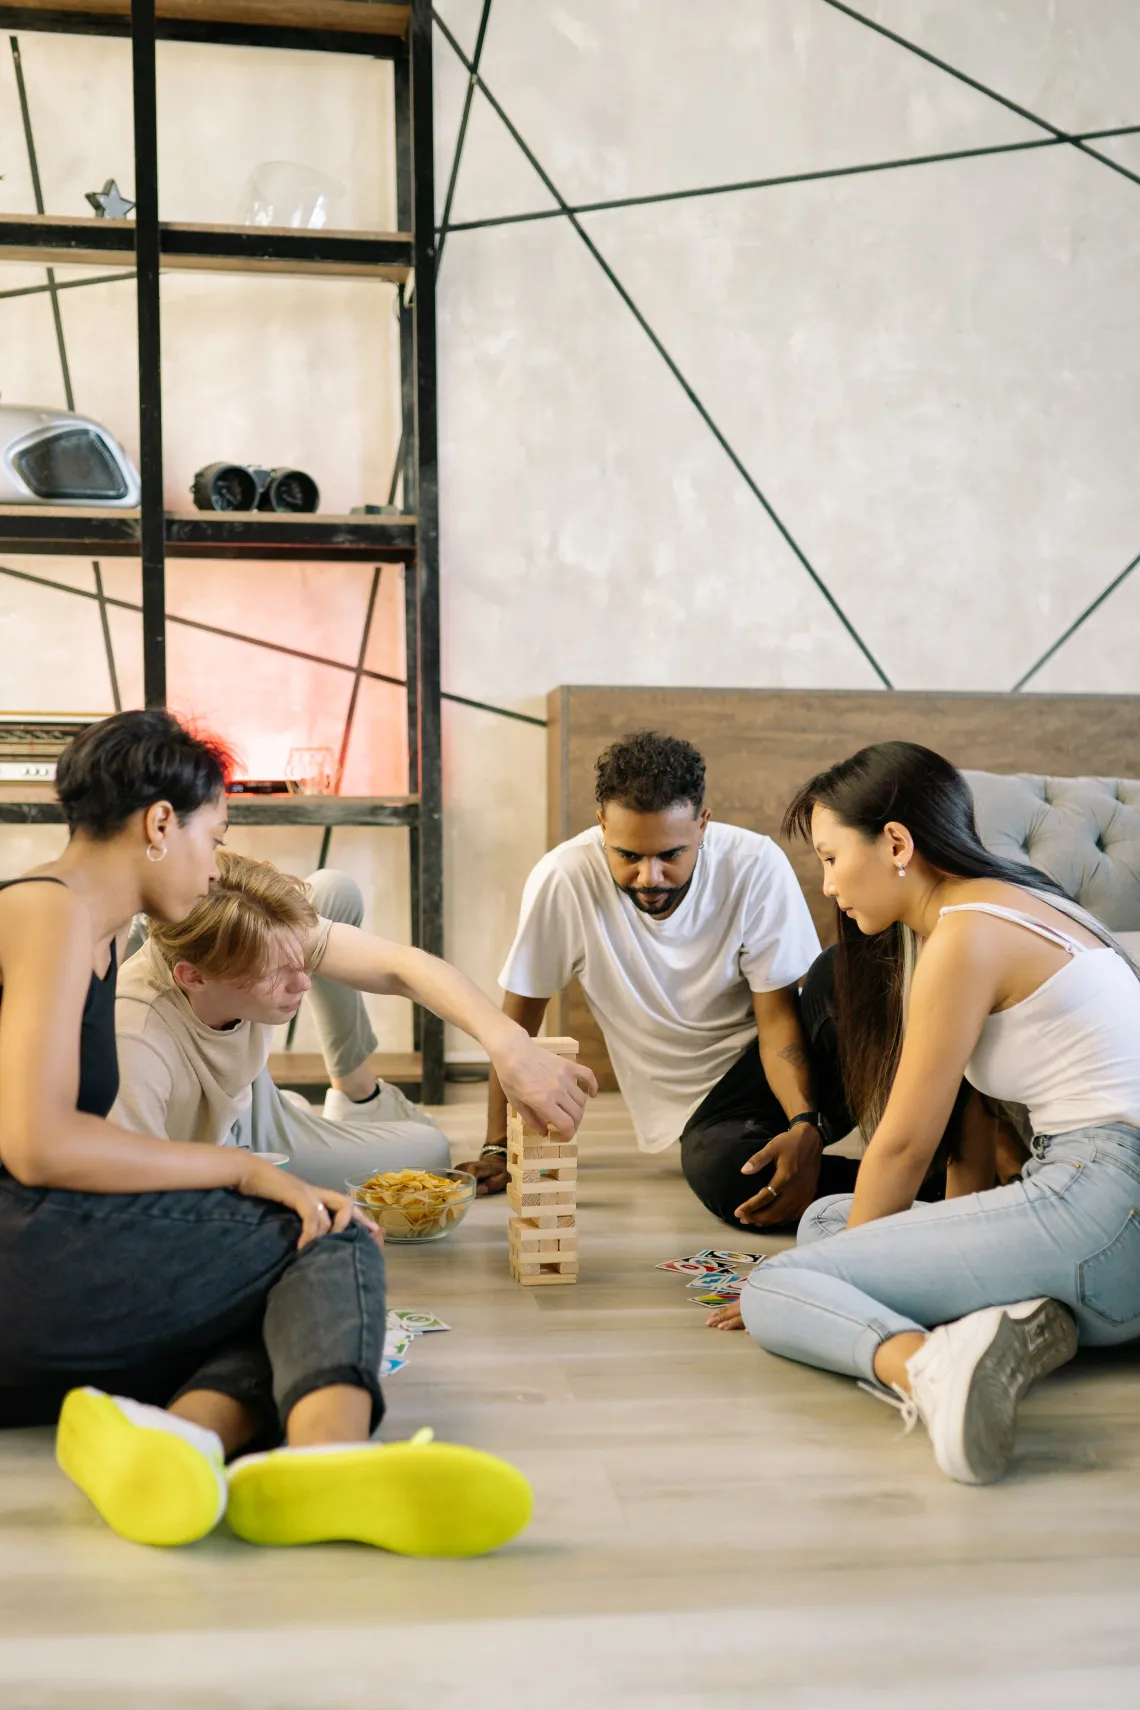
[0,1177,386,1432]
[680,946,943,1232]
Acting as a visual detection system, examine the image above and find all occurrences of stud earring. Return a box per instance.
[896,864,907,878]
[146,844,167,864]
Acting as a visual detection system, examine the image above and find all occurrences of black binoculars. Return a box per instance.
[191,463,320,513]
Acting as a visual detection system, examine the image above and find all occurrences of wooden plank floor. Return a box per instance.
[1,1089,1139,1707]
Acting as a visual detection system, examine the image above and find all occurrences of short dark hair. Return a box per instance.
[56,709,233,839]
[594,730,706,814]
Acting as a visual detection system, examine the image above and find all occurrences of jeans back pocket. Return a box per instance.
[1077,1208,1140,1328]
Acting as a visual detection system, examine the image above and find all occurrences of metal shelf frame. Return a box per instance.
[0,0,445,1099]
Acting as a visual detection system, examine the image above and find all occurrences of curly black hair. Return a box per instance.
[594,730,706,814]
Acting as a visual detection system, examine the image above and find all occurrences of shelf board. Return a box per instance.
[268,1049,423,1087]
[162,221,411,280]
[0,214,412,281]
[0,508,416,562]
[0,213,134,268]
[166,511,417,561]
[0,507,141,555]
[225,795,419,827]
[0,788,419,826]
[0,2,409,52]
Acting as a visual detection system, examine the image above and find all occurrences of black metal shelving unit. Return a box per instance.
[0,0,445,1100]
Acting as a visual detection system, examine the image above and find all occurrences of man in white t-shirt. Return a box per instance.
[459,731,862,1231]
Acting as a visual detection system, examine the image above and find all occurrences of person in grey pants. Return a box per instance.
[115,852,594,1195]
[233,868,454,1187]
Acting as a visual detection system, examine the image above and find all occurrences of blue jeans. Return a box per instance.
[740,1124,1140,1382]
[0,1176,386,1432]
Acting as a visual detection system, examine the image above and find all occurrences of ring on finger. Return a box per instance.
[763,1185,778,1201]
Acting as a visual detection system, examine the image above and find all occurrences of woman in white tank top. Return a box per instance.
[718,741,1140,1486]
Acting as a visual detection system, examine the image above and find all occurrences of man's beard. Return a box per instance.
[621,875,694,917]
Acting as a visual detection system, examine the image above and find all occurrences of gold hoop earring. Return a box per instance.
[146,844,167,864]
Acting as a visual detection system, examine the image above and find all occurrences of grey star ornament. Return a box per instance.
[85,179,135,219]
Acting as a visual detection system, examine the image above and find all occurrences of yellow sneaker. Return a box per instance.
[56,1387,228,1547]
[226,1427,533,1556]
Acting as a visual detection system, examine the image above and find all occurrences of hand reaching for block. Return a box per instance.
[493,1029,597,1140]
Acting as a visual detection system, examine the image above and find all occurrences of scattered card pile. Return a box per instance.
[656,1249,764,1305]
[381,1308,450,1376]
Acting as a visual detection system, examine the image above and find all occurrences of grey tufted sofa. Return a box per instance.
[964,772,1140,949]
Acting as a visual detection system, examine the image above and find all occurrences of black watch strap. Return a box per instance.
[788,1111,820,1129]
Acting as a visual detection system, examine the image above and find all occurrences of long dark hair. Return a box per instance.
[783,742,1068,1135]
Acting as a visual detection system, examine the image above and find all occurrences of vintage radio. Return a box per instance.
[0,714,101,783]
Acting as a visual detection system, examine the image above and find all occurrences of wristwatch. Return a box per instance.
[480,1143,508,1159]
[788,1111,820,1129]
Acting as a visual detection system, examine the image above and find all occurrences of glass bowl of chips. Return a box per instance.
[346,1167,477,1243]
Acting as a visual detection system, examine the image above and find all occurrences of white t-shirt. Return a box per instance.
[499,822,821,1153]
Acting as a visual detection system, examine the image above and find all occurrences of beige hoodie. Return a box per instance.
[112,926,330,1144]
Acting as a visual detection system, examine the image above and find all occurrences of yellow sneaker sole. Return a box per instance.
[226,1437,533,1556]
[55,1388,227,1547]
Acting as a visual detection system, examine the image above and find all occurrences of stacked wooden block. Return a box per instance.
[507,1035,579,1287]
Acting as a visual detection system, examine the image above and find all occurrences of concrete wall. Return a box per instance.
[3,3,1139,1059]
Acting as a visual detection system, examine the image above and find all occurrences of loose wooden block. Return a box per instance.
[509,1183,574,1210]
[507,1162,576,1185]
[510,1258,579,1284]
[509,1225,578,1253]
[507,1164,577,1186]
[535,1036,579,1058]
[506,1109,579,1150]
[510,1241,578,1263]
[509,1163,577,1183]
[507,1140,576,1162]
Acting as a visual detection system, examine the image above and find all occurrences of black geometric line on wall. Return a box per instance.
[432,10,893,690]
[0,270,135,303]
[441,689,543,726]
[1010,548,1140,693]
[434,0,493,272]
[9,33,122,713]
[0,560,544,728]
[284,560,385,1033]
[382,2,495,510]
[337,563,383,786]
[819,0,1140,192]
[10,37,73,410]
[439,125,1140,237]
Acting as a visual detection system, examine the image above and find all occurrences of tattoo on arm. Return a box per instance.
[777,1043,810,1069]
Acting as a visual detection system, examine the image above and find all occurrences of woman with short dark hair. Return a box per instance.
[0,710,531,1553]
[712,741,1140,1484]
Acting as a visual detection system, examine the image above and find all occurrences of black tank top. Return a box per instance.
[0,877,120,1119]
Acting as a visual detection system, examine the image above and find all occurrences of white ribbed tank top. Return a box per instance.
[940,901,1140,1137]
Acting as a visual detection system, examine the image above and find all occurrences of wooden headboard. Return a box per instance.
[545,687,1140,1087]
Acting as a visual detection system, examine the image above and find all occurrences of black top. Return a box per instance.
[0,877,119,1119]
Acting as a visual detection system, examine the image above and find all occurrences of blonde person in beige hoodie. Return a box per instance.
[114,851,581,1194]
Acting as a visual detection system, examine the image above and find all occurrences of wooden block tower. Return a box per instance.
[507,1036,580,1286]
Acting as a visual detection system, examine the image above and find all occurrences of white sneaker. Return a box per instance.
[323,1083,428,1127]
[871,1298,1077,1485]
